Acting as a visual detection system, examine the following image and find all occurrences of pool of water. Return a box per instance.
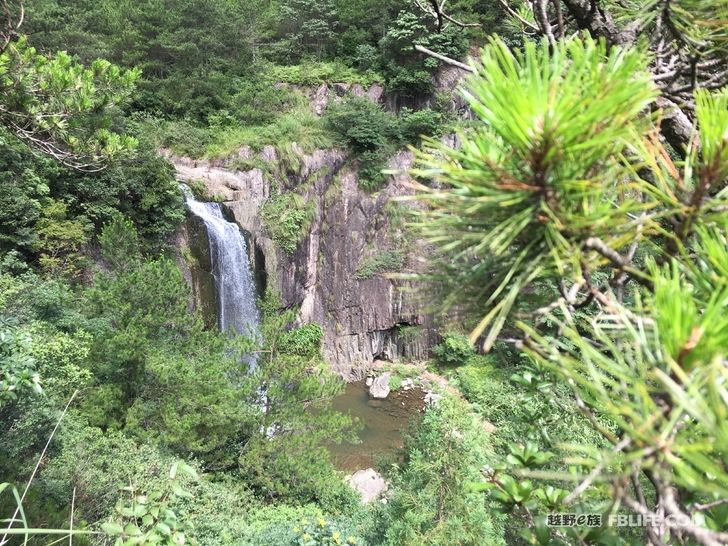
[326,380,426,471]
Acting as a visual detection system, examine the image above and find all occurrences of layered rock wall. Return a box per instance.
[171,145,439,380]
[169,68,472,378]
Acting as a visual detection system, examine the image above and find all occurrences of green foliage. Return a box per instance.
[47,134,186,251]
[292,517,358,545]
[238,290,357,509]
[102,461,199,546]
[0,36,139,171]
[279,324,325,359]
[379,10,468,97]
[272,0,339,62]
[261,191,317,256]
[81,224,243,459]
[431,332,475,366]
[409,36,658,349]
[325,97,394,154]
[268,62,383,87]
[124,347,244,457]
[354,250,404,280]
[372,396,504,546]
[324,96,394,190]
[0,317,41,407]
[26,325,92,401]
[186,180,225,203]
[0,271,93,333]
[99,214,141,272]
[412,25,728,544]
[388,375,402,391]
[396,108,444,147]
[325,97,443,191]
[0,131,49,259]
[146,106,333,160]
[154,119,212,158]
[0,481,92,544]
[33,199,91,278]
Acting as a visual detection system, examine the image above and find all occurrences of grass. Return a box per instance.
[354,249,404,280]
[268,61,384,88]
[139,94,334,161]
[206,111,334,158]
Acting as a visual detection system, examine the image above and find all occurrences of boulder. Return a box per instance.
[369,372,391,399]
[345,468,388,504]
[333,82,349,96]
[312,83,330,115]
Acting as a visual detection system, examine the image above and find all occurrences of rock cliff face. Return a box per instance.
[171,68,471,378]
[283,65,472,117]
[171,145,439,380]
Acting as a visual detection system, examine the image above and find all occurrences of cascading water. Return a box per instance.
[181,187,260,354]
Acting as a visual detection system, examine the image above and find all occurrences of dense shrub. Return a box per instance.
[397,108,443,146]
[279,323,324,359]
[354,250,404,280]
[325,97,442,191]
[431,332,475,366]
[324,97,394,154]
[261,192,317,256]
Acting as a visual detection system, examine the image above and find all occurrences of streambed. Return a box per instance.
[326,380,427,471]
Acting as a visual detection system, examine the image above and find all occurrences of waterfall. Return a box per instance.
[182,188,260,346]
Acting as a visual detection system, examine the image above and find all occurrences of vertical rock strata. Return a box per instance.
[170,145,437,380]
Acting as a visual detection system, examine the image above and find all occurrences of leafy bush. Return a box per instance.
[388,374,402,391]
[27,325,92,401]
[157,120,212,158]
[325,98,442,191]
[0,317,42,407]
[261,192,317,256]
[379,10,468,98]
[230,79,305,126]
[354,250,404,280]
[353,45,379,71]
[431,332,475,366]
[397,108,443,146]
[324,97,394,154]
[279,324,324,359]
[292,517,358,546]
[373,395,504,546]
[268,61,383,88]
[385,64,435,97]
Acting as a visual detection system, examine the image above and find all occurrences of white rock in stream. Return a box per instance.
[345,468,388,504]
[369,372,391,399]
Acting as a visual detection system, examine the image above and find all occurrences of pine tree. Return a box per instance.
[409,33,728,546]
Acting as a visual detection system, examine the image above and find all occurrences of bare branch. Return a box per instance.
[583,237,629,269]
[533,0,555,43]
[413,0,481,31]
[413,44,474,72]
[563,436,632,505]
[497,0,540,33]
[552,0,564,39]
[690,498,728,515]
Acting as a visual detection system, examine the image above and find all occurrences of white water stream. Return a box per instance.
[182,188,260,346]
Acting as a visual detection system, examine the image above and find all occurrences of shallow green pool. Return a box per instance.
[326,380,426,471]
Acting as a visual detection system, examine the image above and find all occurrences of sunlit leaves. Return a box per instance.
[0,316,41,406]
[407,36,657,346]
[0,36,140,171]
[102,461,199,546]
